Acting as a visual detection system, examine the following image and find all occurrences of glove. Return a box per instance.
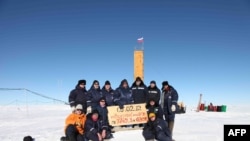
[101,130,106,138]
[75,121,81,127]
[171,105,176,112]
[118,104,124,109]
[71,106,76,112]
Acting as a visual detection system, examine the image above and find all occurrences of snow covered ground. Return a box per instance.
[0,104,249,141]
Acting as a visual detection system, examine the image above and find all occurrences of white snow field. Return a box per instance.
[0,104,249,141]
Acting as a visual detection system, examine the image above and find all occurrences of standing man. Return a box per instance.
[147,80,161,104]
[114,79,134,128]
[131,76,148,127]
[161,81,178,141]
[68,80,88,114]
[131,76,148,104]
[87,80,103,110]
[113,79,134,109]
[101,80,115,106]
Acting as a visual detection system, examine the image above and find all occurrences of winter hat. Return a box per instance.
[121,79,128,86]
[148,113,156,118]
[149,98,156,102]
[78,79,86,85]
[93,80,99,85]
[99,97,106,102]
[23,136,34,141]
[135,76,142,81]
[105,80,111,85]
[92,109,99,115]
[150,80,156,84]
[162,81,169,86]
[75,104,83,110]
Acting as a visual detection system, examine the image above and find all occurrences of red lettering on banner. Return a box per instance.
[107,103,148,126]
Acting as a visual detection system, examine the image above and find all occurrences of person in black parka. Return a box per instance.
[93,97,114,134]
[161,81,179,140]
[131,76,148,127]
[146,98,164,120]
[142,113,172,141]
[131,76,148,104]
[84,110,113,141]
[68,79,88,114]
[113,79,134,109]
[87,80,103,110]
[101,80,115,106]
[147,80,161,104]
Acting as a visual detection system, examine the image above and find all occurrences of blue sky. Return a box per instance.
[0,0,249,106]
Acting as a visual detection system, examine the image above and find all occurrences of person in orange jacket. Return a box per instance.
[64,104,87,141]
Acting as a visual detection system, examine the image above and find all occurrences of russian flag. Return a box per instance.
[137,37,144,43]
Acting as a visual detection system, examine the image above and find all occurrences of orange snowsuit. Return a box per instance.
[65,113,87,135]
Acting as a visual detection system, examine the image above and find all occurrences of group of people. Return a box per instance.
[63,77,179,141]
[63,102,113,141]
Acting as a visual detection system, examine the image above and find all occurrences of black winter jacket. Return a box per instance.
[101,87,115,106]
[131,81,148,104]
[68,85,88,113]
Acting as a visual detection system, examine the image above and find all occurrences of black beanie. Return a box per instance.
[150,80,156,84]
[92,109,99,115]
[149,98,156,102]
[136,76,142,81]
[93,80,99,85]
[99,97,106,102]
[78,80,86,85]
[162,81,169,86]
[105,80,111,85]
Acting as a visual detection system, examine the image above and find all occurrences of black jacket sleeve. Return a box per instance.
[84,118,98,134]
[68,90,76,107]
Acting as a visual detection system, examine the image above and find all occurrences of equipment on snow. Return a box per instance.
[196,94,202,112]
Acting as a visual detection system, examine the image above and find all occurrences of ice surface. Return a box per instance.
[0,104,249,141]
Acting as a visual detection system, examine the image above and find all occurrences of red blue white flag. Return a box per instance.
[137,37,144,43]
